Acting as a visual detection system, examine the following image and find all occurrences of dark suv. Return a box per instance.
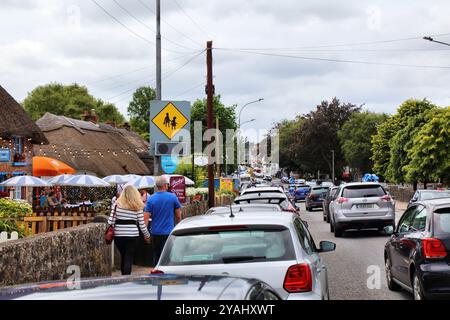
[323,186,339,223]
[384,199,450,300]
[305,186,330,212]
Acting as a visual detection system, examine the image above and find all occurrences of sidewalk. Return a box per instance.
[395,200,408,212]
[112,265,154,277]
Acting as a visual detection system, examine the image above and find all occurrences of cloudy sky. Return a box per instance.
[1,0,450,135]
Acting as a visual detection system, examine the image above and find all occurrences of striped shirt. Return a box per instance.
[108,205,151,238]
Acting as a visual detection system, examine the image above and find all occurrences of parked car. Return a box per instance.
[0,274,281,300]
[234,192,298,213]
[264,175,273,182]
[241,186,285,197]
[323,186,340,223]
[207,204,283,215]
[384,199,450,300]
[154,211,336,300]
[294,185,311,202]
[329,182,395,237]
[305,186,330,212]
[408,190,450,208]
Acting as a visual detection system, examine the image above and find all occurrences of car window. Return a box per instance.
[420,191,450,201]
[160,227,296,266]
[411,206,427,232]
[342,185,386,198]
[293,219,316,255]
[312,188,328,195]
[397,207,419,234]
[331,188,340,200]
[433,208,450,236]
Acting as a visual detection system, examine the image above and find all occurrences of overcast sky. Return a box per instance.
[1,0,450,136]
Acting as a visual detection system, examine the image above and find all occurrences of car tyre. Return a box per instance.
[330,219,335,232]
[385,256,401,291]
[323,214,327,222]
[413,272,426,300]
[334,224,343,237]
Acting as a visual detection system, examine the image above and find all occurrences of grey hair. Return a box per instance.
[155,176,169,189]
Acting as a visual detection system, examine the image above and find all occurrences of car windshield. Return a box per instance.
[342,185,386,198]
[434,209,450,236]
[160,227,295,266]
[420,191,450,201]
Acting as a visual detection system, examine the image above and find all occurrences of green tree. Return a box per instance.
[274,118,304,171]
[371,99,436,180]
[127,86,156,140]
[405,107,450,185]
[23,83,125,124]
[338,111,388,174]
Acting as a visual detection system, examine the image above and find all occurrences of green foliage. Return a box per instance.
[23,83,125,124]
[175,162,207,188]
[0,199,33,238]
[338,112,388,173]
[405,107,450,183]
[127,87,156,140]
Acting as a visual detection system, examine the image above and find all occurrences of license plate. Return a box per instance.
[357,204,375,209]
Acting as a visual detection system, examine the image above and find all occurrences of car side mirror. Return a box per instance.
[319,241,336,253]
[384,225,395,236]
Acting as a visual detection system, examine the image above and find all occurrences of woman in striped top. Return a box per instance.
[108,185,151,275]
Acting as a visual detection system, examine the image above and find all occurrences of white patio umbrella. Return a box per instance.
[163,175,195,186]
[122,174,141,182]
[47,174,75,185]
[103,175,129,185]
[124,176,155,189]
[62,174,111,187]
[0,176,51,187]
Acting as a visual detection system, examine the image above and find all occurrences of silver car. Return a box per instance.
[329,182,395,237]
[154,211,336,300]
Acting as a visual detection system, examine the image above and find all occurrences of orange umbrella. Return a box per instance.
[33,157,76,177]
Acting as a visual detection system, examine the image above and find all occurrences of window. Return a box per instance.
[433,208,450,236]
[160,227,296,266]
[411,207,427,232]
[293,218,316,255]
[397,207,419,234]
[342,185,386,198]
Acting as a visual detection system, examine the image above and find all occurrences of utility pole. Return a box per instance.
[216,117,221,178]
[206,41,215,208]
[156,0,162,100]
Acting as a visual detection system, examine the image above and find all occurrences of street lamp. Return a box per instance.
[237,99,264,178]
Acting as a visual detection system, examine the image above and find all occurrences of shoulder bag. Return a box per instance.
[104,205,117,245]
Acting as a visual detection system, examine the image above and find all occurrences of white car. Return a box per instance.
[240,186,285,196]
[154,211,336,300]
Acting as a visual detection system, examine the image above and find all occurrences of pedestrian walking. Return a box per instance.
[144,176,182,266]
[108,185,151,275]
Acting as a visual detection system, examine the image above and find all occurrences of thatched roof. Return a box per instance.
[34,113,152,176]
[0,86,48,144]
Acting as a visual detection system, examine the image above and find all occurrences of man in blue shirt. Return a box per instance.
[144,176,182,266]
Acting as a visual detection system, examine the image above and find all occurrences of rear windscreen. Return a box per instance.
[342,185,386,198]
[160,228,295,266]
[312,188,329,195]
[434,209,450,236]
[421,191,450,201]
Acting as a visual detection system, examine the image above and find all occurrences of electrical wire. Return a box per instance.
[137,0,203,47]
[216,48,450,70]
[111,0,199,52]
[172,0,211,40]
[172,81,205,99]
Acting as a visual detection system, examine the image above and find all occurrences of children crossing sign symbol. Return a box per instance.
[152,102,189,140]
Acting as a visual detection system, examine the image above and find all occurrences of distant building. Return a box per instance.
[34,113,153,177]
[0,86,48,199]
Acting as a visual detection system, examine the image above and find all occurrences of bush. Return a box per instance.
[0,198,33,238]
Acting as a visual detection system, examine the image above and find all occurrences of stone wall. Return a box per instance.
[0,223,111,287]
[385,185,415,203]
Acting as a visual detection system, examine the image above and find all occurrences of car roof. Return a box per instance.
[207,204,283,214]
[242,187,283,193]
[175,211,296,231]
[235,192,287,200]
[341,182,382,187]
[0,275,263,300]
[417,189,450,193]
[415,198,450,211]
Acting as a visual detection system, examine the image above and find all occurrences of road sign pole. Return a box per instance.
[207,41,215,209]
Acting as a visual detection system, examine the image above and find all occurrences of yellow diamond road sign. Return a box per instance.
[152,102,189,140]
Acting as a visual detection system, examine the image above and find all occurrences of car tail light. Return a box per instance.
[283,264,312,293]
[151,269,165,275]
[381,195,392,202]
[423,239,448,259]
[337,197,349,204]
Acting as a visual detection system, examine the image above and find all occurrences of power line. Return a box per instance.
[111,0,199,52]
[216,48,450,70]
[172,81,205,99]
[137,0,203,47]
[172,0,210,39]
[216,32,450,51]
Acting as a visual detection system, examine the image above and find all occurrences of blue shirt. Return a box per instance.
[145,192,182,236]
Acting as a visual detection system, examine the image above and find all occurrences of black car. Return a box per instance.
[384,199,450,300]
[0,274,281,300]
[408,190,450,208]
[305,186,330,212]
[322,186,339,223]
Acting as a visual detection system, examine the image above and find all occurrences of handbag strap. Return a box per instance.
[111,205,118,227]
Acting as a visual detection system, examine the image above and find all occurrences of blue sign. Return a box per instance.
[0,149,10,162]
[161,156,179,174]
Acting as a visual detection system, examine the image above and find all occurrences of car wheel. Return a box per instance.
[323,214,327,222]
[334,224,343,238]
[330,219,335,232]
[413,272,425,300]
[385,256,401,291]
[326,214,330,224]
